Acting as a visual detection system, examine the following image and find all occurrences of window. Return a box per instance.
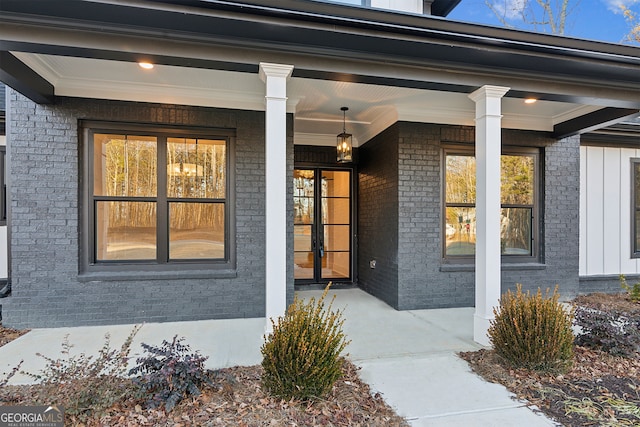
[83,122,233,271]
[444,148,538,261]
[632,159,640,257]
[0,145,5,225]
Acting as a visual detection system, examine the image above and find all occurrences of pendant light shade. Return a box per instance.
[337,106,353,163]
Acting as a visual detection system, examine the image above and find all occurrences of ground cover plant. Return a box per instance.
[462,291,640,427]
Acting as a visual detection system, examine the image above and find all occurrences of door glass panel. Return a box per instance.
[294,170,314,225]
[324,225,350,252]
[321,252,350,279]
[294,169,315,279]
[294,225,312,252]
[321,171,350,198]
[323,198,350,225]
[294,252,314,279]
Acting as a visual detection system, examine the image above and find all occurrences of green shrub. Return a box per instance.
[488,284,574,373]
[620,274,640,302]
[129,335,214,412]
[261,284,350,401]
[25,325,140,420]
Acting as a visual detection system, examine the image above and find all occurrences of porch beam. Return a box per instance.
[259,62,293,333]
[469,85,509,346]
[0,51,54,104]
[553,107,639,139]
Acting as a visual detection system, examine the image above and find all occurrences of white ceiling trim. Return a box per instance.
[551,104,604,126]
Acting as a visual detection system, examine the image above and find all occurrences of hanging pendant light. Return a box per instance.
[336,106,353,163]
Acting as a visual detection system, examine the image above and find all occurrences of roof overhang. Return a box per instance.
[1,0,639,138]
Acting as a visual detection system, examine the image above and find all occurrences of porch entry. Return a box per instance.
[294,168,352,284]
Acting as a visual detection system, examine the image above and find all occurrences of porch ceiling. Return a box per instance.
[10,52,603,146]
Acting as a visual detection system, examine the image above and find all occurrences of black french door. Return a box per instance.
[293,168,352,283]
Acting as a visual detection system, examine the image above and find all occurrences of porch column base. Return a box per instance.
[473,313,493,347]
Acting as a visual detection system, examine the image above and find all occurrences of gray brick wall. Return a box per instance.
[4,90,294,328]
[357,124,400,308]
[358,122,581,310]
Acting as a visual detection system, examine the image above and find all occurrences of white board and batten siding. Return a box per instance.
[580,145,640,276]
[0,134,5,280]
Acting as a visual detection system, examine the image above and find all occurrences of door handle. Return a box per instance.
[319,247,324,258]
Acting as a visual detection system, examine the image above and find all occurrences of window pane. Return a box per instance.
[446,155,476,204]
[445,207,476,256]
[322,198,350,225]
[96,201,156,260]
[169,202,224,259]
[501,208,532,255]
[501,155,535,205]
[93,134,157,197]
[635,163,640,209]
[167,138,226,199]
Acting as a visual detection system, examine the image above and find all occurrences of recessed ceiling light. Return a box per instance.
[138,62,154,70]
[524,98,537,104]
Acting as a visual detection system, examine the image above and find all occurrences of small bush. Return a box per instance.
[0,360,23,387]
[25,325,140,420]
[574,306,640,357]
[261,284,350,401]
[488,284,574,372]
[129,335,214,412]
[620,274,640,302]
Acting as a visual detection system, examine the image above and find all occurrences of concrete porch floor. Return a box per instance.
[0,288,557,426]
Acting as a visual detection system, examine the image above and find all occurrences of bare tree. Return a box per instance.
[485,0,580,35]
[623,6,640,43]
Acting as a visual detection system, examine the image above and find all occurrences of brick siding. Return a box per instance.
[3,90,294,328]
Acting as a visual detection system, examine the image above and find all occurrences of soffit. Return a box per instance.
[12,53,598,146]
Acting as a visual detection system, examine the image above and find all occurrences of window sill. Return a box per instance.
[439,263,546,273]
[78,268,237,282]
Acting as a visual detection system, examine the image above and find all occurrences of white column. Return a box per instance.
[259,62,294,333]
[468,85,510,346]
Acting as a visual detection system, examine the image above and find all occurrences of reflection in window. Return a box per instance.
[444,152,536,258]
[90,129,228,263]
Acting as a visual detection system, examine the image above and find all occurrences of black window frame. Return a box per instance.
[442,145,540,264]
[632,158,640,258]
[0,145,5,226]
[80,121,236,277]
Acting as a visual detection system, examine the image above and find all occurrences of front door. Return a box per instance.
[294,168,352,283]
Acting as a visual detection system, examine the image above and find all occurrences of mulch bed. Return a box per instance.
[460,292,640,427]
[0,324,29,347]
[1,358,409,427]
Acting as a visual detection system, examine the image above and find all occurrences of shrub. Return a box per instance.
[574,306,640,357]
[24,325,140,420]
[261,284,350,401]
[620,274,640,302]
[0,360,23,387]
[488,284,574,372]
[129,335,214,412]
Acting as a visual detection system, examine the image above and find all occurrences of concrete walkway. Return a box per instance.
[0,288,558,426]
